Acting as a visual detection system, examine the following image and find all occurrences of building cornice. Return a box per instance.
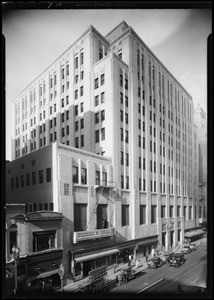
[12,25,109,103]
[108,22,193,100]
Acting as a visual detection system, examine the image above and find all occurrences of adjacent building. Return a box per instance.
[6,20,203,281]
[194,105,207,228]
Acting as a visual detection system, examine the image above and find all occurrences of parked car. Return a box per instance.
[189,243,197,251]
[147,257,165,269]
[163,251,175,264]
[170,253,186,267]
[181,244,192,254]
[118,266,142,284]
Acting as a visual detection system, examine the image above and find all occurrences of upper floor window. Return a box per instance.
[95,78,99,89]
[33,231,56,252]
[75,56,78,69]
[80,51,84,65]
[101,74,105,85]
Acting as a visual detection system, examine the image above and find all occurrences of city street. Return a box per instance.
[110,241,207,295]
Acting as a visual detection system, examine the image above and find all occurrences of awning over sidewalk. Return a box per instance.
[75,249,119,263]
[184,229,204,238]
[27,269,60,282]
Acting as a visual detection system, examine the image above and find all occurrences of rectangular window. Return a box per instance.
[81,168,87,184]
[75,89,78,99]
[120,128,123,141]
[80,51,84,65]
[121,151,124,165]
[96,170,100,185]
[120,110,123,122]
[183,206,187,220]
[73,166,78,183]
[101,92,105,103]
[177,206,180,217]
[101,110,105,121]
[80,118,84,129]
[189,206,192,219]
[75,137,79,148]
[95,78,99,89]
[95,112,99,124]
[122,205,129,226]
[80,86,84,96]
[95,95,99,106]
[21,175,24,187]
[75,56,78,69]
[101,128,105,140]
[169,205,173,218]
[140,205,146,225]
[101,74,105,85]
[46,168,51,182]
[39,170,43,184]
[74,204,87,231]
[26,174,30,186]
[81,134,84,147]
[33,231,56,252]
[80,102,84,113]
[126,176,129,189]
[95,130,99,143]
[126,153,129,166]
[75,105,78,115]
[125,130,128,143]
[161,205,166,218]
[32,172,36,185]
[151,205,157,223]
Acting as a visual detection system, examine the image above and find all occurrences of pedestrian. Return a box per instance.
[113,263,117,273]
[136,259,139,269]
[145,252,148,262]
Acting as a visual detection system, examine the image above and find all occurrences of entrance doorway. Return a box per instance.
[170,231,174,247]
[162,232,166,248]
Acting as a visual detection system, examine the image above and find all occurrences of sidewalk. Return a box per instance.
[62,237,207,293]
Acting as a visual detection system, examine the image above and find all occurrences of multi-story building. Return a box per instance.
[5,203,64,293]
[194,105,207,227]
[7,20,200,280]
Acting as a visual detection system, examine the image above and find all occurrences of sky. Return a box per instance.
[2,8,212,161]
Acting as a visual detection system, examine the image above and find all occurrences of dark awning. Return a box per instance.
[75,249,119,263]
[27,269,60,282]
[184,229,204,238]
[118,235,158,250]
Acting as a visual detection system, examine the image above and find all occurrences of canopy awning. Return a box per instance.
[184,229,204,238]
[27,269,60,282]
[75,248,119,263]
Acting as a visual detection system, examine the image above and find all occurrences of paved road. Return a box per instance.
[110,241,207,295]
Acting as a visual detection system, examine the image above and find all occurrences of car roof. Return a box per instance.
[173,253,184,257]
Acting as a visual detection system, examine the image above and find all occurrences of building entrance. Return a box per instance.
[162,232,166,248]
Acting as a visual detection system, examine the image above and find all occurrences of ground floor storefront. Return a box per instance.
[71,235,158,281]
[184,228,205,243]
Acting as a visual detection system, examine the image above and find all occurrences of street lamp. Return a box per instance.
[12,245,20,294]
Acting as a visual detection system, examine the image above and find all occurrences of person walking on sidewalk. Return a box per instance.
[145,252,148,262]
[136,259,140,269]
[113,263,117,273]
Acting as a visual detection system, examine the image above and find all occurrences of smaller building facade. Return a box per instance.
[5,203,64,294]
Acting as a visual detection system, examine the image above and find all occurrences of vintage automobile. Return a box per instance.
[169,253,186,267]
[147,257,165,269]
[118,266,142,285]
[163,251,175,264]
[189,243,197,251]
[181,244,192,254]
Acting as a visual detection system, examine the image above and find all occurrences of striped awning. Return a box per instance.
[184,229,204,238]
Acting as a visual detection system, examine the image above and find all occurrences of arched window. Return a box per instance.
[9,224,17,253]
